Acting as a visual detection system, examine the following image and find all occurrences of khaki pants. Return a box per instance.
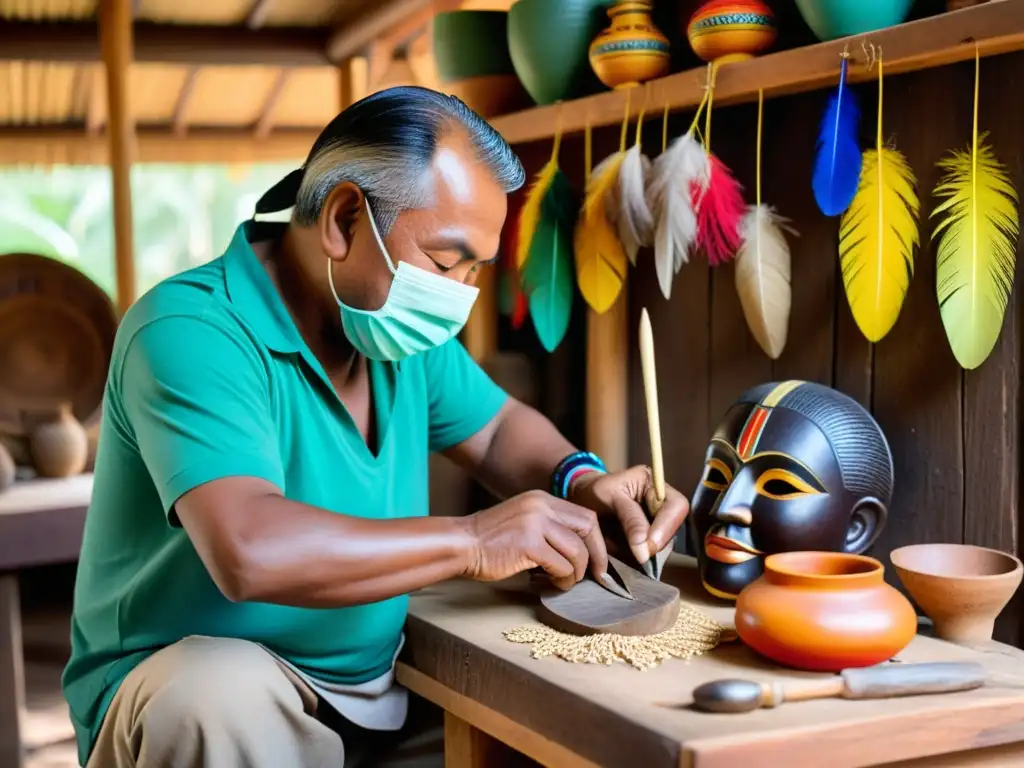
[86,636,443,768]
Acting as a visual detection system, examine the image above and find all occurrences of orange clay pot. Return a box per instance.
[735,552,917,672]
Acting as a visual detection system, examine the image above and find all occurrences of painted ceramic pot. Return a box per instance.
[432,10,530,118]
[793,0,914,42]
[508,0,613,105]
[735,552,917,672]
[687,0,777,66]
[588,1,670,90]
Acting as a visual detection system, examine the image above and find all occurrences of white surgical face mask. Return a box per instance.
[328,201,480,361]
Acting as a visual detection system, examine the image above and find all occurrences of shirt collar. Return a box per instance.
[223,220,303,354]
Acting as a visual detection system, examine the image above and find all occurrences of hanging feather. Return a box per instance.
[931,51,1019,370]
[694,69,744,266]
[736,90,795,360]
[838,54,919,343]
[812,56,863,217]
[736,205,794,359]
[617,117,655,264]
[575,151,629,314]
[648,130,710,300]
[694,154,745,266]
[521,170,577,352]
[516,154,560,270]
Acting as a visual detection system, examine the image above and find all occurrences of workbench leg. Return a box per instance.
[444,710,526,768]
[0,573,25,768]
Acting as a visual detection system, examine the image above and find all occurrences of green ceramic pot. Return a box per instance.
[793,0,915,41]
[508,0,613,105]
[432,10,530,118]
[432,10,516,83]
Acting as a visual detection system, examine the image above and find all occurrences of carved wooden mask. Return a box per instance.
[688,381,894,600]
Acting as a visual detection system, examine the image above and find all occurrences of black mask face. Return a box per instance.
[689,381,893,600]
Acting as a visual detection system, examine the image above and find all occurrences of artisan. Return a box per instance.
[62,86,690,768]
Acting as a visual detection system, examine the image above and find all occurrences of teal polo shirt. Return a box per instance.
[62,221,507,765]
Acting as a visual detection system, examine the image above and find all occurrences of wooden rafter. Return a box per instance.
[367,40,397,92]
[85,65,106,136]
[172,67,201,137]
[254,69,291,138]
[325,0,431,63]
[0,21,329,66]
[0,127,318,165]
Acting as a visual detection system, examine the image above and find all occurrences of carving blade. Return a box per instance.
[598,561,634,600]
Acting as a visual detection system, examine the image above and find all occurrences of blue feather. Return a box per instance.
[812,58,863,217]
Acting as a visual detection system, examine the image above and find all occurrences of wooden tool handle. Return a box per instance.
[638,309,665,508]
[840,662,987,699]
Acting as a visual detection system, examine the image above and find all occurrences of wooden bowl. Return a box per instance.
[0,253,118,439]
[432,10,530,118]
[793,0,915,42]
[891,544,1023,644]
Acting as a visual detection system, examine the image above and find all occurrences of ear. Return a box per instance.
[319,182,364,262]
[843,497,887,554]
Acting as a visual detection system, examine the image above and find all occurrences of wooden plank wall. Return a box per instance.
[507,53,1023,645]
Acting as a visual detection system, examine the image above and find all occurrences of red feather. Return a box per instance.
[499,192,526,321]
[692,154,745,266]
[512,292,528,329]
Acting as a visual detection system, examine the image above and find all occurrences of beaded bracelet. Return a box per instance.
[551,450,608,500]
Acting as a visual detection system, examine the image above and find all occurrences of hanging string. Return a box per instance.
[756,88,763,208]
[634,95,648,149]
[661,102,670,154]
[704,62,717,151]
[877,49,884,153]
[584,113,592,185]
[618,88,634,153]
[972,42,980,174]
[551,104,565,164]
[687,87,710,137]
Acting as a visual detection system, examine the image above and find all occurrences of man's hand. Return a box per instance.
[568,465,690,568]
[460,490,608,591]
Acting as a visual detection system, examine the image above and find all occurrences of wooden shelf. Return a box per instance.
[490,0,1024,146]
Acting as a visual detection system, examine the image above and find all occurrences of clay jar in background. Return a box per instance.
[891,543,1024,644]
[27,401,89,478]
[735,552,917,672]
[588,0,671,90]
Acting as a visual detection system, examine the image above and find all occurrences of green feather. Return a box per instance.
[521,169,576,352]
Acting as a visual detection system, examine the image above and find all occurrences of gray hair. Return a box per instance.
[292,86,525,233]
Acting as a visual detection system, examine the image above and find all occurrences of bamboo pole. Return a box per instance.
[100,0,137,315]
[585,295,628,472]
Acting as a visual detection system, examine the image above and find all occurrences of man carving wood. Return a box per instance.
[62,86,691,768]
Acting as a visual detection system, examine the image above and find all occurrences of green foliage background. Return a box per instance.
[0,163,298,297]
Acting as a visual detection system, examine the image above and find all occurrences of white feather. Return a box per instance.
[617,143,654,265]
[647,133,710,299]
[734,204,796,359]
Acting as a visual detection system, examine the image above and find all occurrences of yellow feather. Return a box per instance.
[932,132,1019,369]
[574,152,629,314]
[838,147,920,342]
[516,157,559,270]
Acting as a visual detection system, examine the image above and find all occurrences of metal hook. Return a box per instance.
[840,41,850,60]
[700,61,715,91]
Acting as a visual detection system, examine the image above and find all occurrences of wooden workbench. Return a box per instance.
[0,474,92,768]
[399,555,1024,768]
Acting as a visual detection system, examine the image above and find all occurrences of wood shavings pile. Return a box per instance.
[503,604,726,670]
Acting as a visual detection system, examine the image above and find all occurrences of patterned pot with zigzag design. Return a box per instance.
[686,0,777,65]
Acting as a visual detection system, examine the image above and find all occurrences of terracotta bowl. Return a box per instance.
[735,551,917,671]
[891,544,1023,644]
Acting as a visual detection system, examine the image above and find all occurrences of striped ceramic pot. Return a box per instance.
[687,0,777,66]
[588,0,671,90]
